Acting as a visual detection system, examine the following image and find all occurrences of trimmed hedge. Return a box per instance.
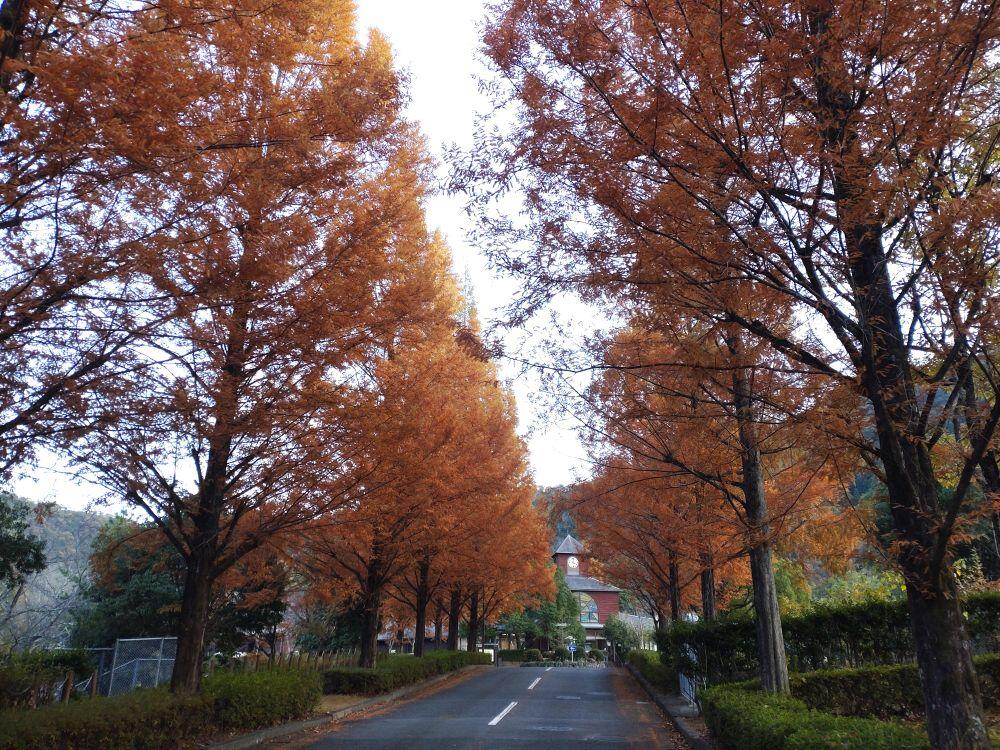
[701,684,930,750]
[322,650,491,696]
[627,649,675,692]
[701,655,1000,750]
[202,668,320,730]
[788,653,1000,720]
[0,668,321,750]
[0,688,214,750]
[519,660,587,667]
[498,649,528,662]
[669,590,1000,684]
[497,648,555,663]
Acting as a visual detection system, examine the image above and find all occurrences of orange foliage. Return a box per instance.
[296,267,552,665]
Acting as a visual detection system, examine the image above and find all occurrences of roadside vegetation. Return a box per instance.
[2,0,1000,748]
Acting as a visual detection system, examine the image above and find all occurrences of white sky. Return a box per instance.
[353,0,589,488]
[13,0,589,511]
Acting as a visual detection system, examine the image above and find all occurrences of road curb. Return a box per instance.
[206,665,487,750]
[625,664,712,750]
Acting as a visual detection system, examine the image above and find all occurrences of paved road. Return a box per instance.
[302,666,683,749]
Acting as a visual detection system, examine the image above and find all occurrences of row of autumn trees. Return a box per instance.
[0,0,553,691]
[455,2,1000,749]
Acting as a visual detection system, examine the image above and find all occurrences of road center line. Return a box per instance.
[488,701,518,726]
[545,666,553,672]
[528,677,541,690]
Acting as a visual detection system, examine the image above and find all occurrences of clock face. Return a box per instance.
[567,556,579,570]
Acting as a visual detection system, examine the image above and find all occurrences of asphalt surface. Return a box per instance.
[302,665,683,749]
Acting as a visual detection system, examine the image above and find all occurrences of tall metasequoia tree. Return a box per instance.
[449,478,552,653]
[301,283,542,667]
[0,0,215,475]
[569,469,745,624]
[564,320,844,690]
[467,3,1000,745]
[60,0,432,692]
[389,459,549,656]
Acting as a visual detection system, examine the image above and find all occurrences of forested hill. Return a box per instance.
[31,502,108,563]
[534,486,577,548]
[2,501,109,648]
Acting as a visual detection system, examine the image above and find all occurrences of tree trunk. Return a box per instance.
[358,594,380,669]
[993,511,1000,562]
[446,586,462,650]
[668,552,681,622]
[413,558,430,657]
[734,366,789,694]
[964,374,1000,562]
[806,5,990,742]
[842,171,988,750]
[466,590,480,652]
[358,555,384,669]
[434,602,443,647]
[0,0,29,90]
[171,552,214,692]
[700,552,716,621]
[875,428,989,748]
[905,573,987,750]
[959,357,1000,563]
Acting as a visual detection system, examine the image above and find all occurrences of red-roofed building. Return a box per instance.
[552,534,621,647]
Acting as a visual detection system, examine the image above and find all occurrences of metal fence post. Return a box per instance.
[156,638,164,685]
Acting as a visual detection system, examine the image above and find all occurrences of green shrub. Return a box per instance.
[421,650,491,672]
[0,688,214,750]
[322,651,490,696]
[669,591,1000,684]
[498,649,527,662]
[203,669,320,730]
[588,649,606,661]
[782,717,931,750]
[701,687,810,750]
[0,651,90,709]
[526,648,542,661]
[700,684,930,750]
[627,649,675,691]
[322,667,392,696]
[977,652,1000,707]
[553,646,571,661]
[787,653,999,719]
[35,650,95,676]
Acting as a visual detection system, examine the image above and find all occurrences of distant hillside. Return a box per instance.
[534,486,577,548]
[1,501,109,648]
[32,502,108,560]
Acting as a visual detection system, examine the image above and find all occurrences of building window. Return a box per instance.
[578,593,599,623]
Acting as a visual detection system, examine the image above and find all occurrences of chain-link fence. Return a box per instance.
[106,637,176,696]
[75,646,114,697]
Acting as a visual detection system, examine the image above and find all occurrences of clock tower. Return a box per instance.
[551,534,621,648]
[553,534,590,575]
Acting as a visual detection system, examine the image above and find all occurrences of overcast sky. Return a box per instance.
[13,1,589,511]
[354,0,591,489]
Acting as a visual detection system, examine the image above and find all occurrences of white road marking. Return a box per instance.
[489,701,518,726]
[545,666,553,672]
[528,677,541,690]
